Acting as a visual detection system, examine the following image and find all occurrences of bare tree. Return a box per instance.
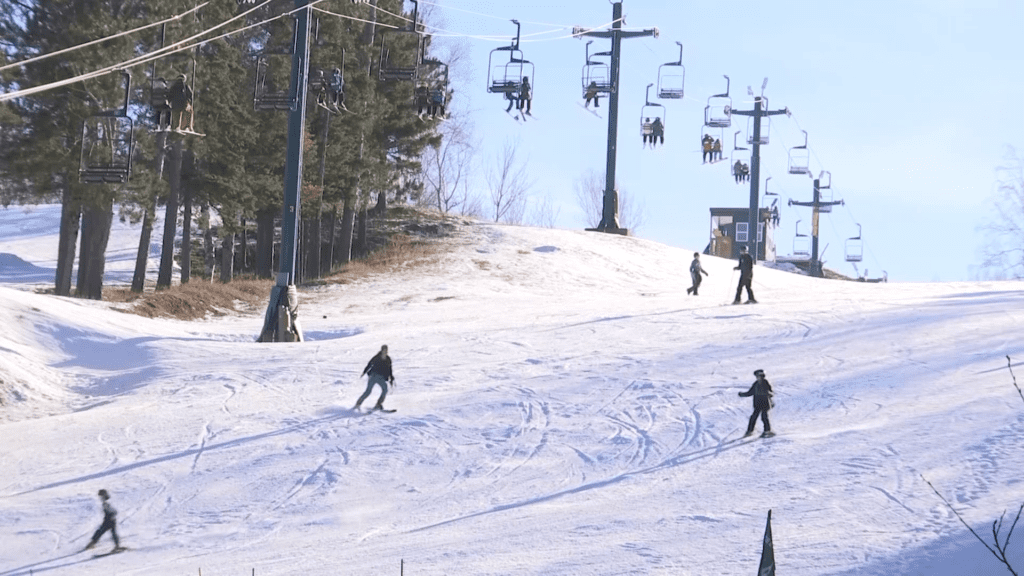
[422,117,475,216]
[487,138,533,224]
[528,193,561,228]
[573,168,647,234]
[980,147,1024,279]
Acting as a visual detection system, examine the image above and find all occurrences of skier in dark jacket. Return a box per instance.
[733,245,756,304]
[355,345,395,411]
[686,252,708,295]
[739,369,774,437]
[84,489,123,552]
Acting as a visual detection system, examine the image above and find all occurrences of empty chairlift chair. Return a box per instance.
[79,71,134,184]
[846,224,863,262]
[704,75,731,128]
[657,42,685,100]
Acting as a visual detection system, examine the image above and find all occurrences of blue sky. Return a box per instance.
[413,0,1023,282]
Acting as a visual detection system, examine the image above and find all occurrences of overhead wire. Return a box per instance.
[0,0,309,103]
[0,2,209,74]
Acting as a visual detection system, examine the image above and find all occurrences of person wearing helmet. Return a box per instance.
[739,369,774,437]
[84,489,123,552]
[733,245,757,304]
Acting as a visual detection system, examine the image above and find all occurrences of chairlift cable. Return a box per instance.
[0,0,305,103]
[0,2,210,74]
[415,0,575,29]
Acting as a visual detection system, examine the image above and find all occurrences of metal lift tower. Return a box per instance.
[576,2,658,235]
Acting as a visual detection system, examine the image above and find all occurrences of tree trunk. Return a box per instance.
[157,138,183,289]
[219,231,234,283]
[357,206,368,258]
[256,208,275,279]
[55,185,81,296]
[180,180,192,284]
[202,204,216,280]
[131,131,167,292]
[75,195,113,300]
[325,208,336,273]
[339,204,355,264]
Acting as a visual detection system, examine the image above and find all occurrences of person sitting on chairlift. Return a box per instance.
[712,138,722,161]
[584,81,601,108]
[517,76,532,115]
[168,74,194,132]
[416,85,430,117]
[734,159,744,183]
[328,67,344,111]
[642,118,653,146]
[152,77,171,130]
[741,162,750,182]
[429,88,445,118]
[702,134,714,163]
[651,117,664,148]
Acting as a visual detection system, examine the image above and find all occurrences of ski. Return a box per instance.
[91,547,128,558]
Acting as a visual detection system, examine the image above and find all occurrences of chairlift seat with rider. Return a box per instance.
[581,41,613,96]
[487,21,534,98]
[641,84,665,137]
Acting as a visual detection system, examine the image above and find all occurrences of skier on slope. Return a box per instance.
[686,252,708,295]
[354,345,395,411]
[733,245,757,304]
[739,369,774,438]
[84,489,124,553]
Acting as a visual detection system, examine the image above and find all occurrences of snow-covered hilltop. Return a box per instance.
[1,205,1023,575]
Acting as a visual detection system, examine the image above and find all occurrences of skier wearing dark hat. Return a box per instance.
[686,252,709,295]
[84,489,123,552]
[732,245,756,304]
[739,369,774,437]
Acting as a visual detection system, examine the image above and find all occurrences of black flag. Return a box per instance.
[758,509,775,576]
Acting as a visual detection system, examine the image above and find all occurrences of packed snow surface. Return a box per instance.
[1,205,1023,575]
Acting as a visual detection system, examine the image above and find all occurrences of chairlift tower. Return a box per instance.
[254,0,314,343]
[575,2,658,235]
[788,172,843,277]
[728,82,788,261]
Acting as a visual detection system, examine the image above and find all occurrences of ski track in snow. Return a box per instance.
[2,208,1024,575]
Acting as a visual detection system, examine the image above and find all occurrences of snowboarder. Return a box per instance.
[686,252,708,295]
[584,80,601,108]
[84,489,123,552]
[702,134,714,163]
[739,369,774,437]
[733,245,756,304]
[354,345,395,411]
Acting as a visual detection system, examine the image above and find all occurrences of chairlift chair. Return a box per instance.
[845,223,863,262]
[581,41,612,97]
[788,129,810,175]
[793,219,810,257]
[640,84,665,138]
[704,75,731,128]
[416,57,449,117]
[80,71,134,184]
[746,103,770,145]
[253,17,299,111]
[378,0,421,81]
[699,125,724,164]
[487,20,534,98]
[657,41,684,100]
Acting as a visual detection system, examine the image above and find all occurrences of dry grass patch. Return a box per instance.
[323,233,447,284]
[106,278,273,321]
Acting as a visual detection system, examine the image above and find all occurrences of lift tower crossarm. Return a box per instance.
[789,176,844,278]
[576,2,658,235]
[727,98,788,262]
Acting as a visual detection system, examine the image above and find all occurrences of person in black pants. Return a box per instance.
[84,489,122,551]
[733,245,756,304]
[686,252,708,295]
[739,369,774,437]
[355,345,395,411]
